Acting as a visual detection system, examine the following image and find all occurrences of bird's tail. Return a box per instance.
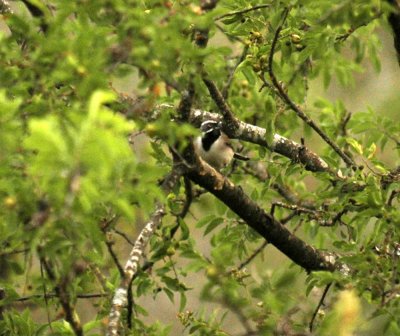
[233,153,250,161]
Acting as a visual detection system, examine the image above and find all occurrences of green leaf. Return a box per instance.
[204,217,224,236]
[179,291,187,312]
[346,137,363,155]
[179,217,190,241]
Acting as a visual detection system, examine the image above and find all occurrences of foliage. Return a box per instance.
[0,0,399,335]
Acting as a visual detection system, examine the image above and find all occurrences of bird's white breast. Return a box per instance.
[194,136,234,169]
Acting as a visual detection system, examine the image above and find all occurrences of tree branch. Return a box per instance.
[268,8,356,169]
[190,109,337,175]
[107,203,167,336]
[186,159,336,272]
[203,78,239,132]
[105,234,124,277]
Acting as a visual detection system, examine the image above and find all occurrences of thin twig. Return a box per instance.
[222,45,249,99]
[238,241,269,270]
[215,4,270,20]
[309,283,332,332]
[241,164,318,209]
[336,12,382,42]
[101,216,125,276]
[105,236,124,277]
[268,8,356,169]
[113,229,136,246]
[13,293,108,302]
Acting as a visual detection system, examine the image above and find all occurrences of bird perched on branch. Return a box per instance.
[194,120,249,170]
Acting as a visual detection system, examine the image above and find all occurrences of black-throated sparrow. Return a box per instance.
[194,120,249,170]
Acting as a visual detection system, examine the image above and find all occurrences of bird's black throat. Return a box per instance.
[201,129,220,151]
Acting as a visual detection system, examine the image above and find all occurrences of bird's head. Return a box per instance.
[200,120,222,134]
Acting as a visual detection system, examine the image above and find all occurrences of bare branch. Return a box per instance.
[107,203,166,336]
[186,158,336,272]
[203,78,239,132]
[113,228,136,246]
[267,8,356,169]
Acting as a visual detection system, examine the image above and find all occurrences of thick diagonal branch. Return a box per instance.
[186,159,336,272]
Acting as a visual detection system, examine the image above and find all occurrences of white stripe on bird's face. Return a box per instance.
[200,120,220,133]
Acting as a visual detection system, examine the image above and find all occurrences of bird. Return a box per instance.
[194,120,249,170]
